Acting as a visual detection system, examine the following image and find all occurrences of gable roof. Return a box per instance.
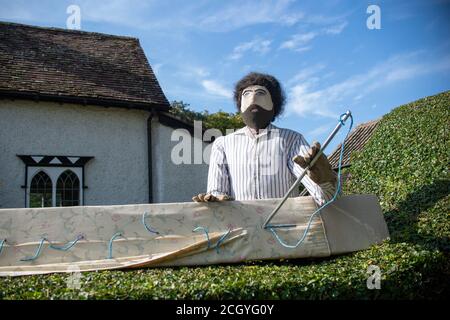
[0,22,169,111]
[328,118,380,169]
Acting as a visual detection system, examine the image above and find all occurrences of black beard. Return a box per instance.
[241,104,274,130]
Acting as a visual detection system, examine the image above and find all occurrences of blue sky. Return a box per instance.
[1,0,449,153]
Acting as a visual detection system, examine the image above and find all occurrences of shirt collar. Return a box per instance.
[236,123,278,139]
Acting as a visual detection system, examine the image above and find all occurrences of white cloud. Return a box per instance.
[324,21,348,35]
[77,0,156,29]
[287,63,326,85]
[280,20,348,52]
[286,52,450,118]
[198,0,304,32]
[168,61,235,101]
[0,0,161,30]
[193,1,352,33]
[288,83,337,118]
[308,124,332,137]
[228,38,272,60]
[201,80,233,99]
[293,46,312,53]
[280,32,317,50]
[175,66,210,79]
[0,0,349,37]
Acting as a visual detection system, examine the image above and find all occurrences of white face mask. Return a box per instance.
[240,85,273,113]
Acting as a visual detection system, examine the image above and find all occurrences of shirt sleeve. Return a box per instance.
[206,136,231,197]
[287,133,341,206]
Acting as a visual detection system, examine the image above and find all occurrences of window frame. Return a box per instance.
[56,169,81,207]
[29,170,53,208]
[26,167,83,208]
[18,155,94,208]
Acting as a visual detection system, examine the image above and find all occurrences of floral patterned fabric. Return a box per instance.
[0,195,388,276]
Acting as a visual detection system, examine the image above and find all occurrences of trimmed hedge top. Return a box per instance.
[1,91,449,299]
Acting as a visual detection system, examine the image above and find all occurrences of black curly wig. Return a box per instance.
[234,72,286,121]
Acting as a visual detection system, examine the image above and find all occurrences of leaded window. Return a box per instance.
[56,170,80,207]
[29,171,53,208]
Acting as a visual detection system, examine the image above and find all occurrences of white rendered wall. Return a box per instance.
[151,117,209,203]
[0,100,149,208]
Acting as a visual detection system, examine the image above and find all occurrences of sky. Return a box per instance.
[1,0,449,153]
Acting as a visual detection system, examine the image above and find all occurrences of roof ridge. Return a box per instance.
[355,117,381,128]
[0,20,139,41]
[0,21,170,109]
[327,117,381,167]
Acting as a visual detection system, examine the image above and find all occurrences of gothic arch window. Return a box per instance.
[56,170,80,207]
[18,155,93,208]
[29,171,53,208]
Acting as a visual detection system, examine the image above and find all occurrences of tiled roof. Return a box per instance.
[0,22,169,110]
[328,118,380,169]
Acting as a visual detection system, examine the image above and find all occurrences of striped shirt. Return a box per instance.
[207,123,341,206]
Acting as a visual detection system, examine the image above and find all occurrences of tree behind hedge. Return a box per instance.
[169,101,244,135]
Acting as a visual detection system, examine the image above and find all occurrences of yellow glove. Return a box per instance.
[292,141,337,185]
[192,193,232,202]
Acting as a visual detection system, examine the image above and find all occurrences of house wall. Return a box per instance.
[0,100,210,208]
[0,99,149,208]
[151,116,209,203]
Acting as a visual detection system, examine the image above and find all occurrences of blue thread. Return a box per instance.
[269,113,353,249]
[215,229,232,254]
[49,234,84,251]
[0,239,6,256]
[108,232,124,259]
[142,211,160,235]
[20,237,48,261]
[193,226,211,249]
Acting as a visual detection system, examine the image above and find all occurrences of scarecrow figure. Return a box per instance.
[193,72,339,205]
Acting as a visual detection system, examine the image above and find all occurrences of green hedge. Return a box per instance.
[1,91,449,299]
[344,90,449,251]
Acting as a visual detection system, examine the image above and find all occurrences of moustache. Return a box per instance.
[247,104,265,112]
